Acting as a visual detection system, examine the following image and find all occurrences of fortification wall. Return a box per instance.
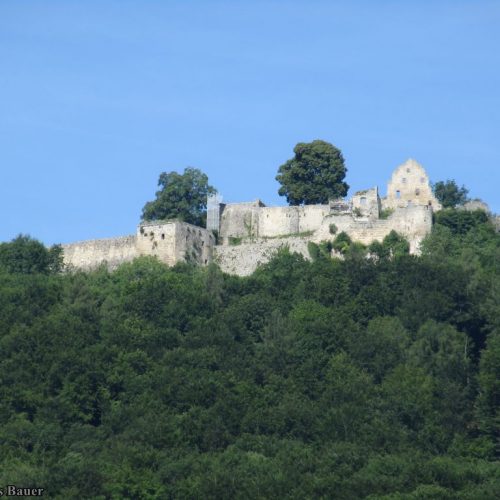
[214,237,311,276]
[219,203,261,241]
[173,222,215,265]
[258,206,300,237]
[136,222,178,266]
[215,205,432,275]
[296,205,330,233]
[136,221,214,266]
[62,235,137,270]
[221,204,331,240]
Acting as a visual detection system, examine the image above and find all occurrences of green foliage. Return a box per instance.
[0,214,499,497]
[142,167,216,227]
[328,223,338,235]
[276,140,349,205]
[379,207,394,219]
[307,241,333,261]
[369,230,410,260]
[228,236,243,246]
[433,179,469,208]
[332,231,352,254]
[0,235,63,274]
[435,208,490,235]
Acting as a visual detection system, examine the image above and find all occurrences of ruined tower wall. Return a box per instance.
[136,221,215,266]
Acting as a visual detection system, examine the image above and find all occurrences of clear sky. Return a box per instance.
[1,1,499,245]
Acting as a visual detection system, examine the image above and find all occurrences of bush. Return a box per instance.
[332,232,352,254]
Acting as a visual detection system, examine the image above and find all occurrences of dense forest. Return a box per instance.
[0,208,499,499]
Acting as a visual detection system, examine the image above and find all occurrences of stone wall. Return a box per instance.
[62,235,137,270]
[136,222,178,266]
[219,201,263,242]
[61,159,438,275]
[136,221,214,266]
[63,221,215,271]
[214,237,311,276]
[352,187,380,219]
[384,159,441,210]
[214,204,433,275]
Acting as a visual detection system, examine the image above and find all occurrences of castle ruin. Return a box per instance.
[62,159,441,276]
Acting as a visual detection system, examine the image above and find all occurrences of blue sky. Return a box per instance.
[1,1,499,245]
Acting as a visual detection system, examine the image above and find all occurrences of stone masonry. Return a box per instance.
[62,159,438,276]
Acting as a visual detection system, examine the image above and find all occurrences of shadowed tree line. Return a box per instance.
[0,208,499,498]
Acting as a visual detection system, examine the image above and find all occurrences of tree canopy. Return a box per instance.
[0,208,499,497]
[433,179,469,208]
[0,234,63,274]
[276,140,349,205]
[142,167,216,227]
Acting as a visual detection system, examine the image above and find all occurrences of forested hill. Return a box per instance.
[0,209,499,499]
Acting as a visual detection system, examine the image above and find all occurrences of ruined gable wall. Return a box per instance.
[62,235,138,270]
[384,159,441,210]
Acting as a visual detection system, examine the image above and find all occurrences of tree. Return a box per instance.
[0,235,63,274]
[142,167,216,227]
[432,180,469,208]
[276,140,349,205]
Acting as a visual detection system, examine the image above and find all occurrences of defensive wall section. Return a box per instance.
[213,204,432,275]
[61,159,439,276]
[62,235,137,271]
[63,221,214,271]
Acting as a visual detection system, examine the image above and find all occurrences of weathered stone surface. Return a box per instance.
[62,159,438,275]
[62,235,137,271]
[383,159,441,210]
[63,221,214,271]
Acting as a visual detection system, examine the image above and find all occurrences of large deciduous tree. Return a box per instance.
[432,179,469,208]
[0,235,63,274]
[142,167,216,227]
[276,140,349,205]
